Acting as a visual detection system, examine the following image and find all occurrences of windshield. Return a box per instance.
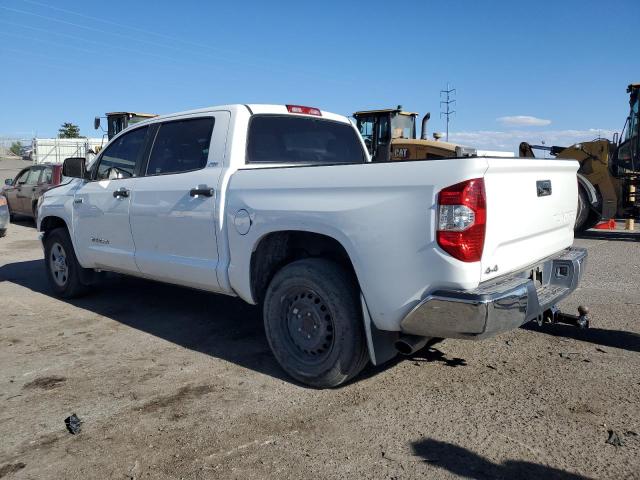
[391,114,415,139]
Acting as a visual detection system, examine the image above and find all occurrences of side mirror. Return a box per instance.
[4,178,12,186]
[613,132,619,145]
[94,116,101,130]
[62,157,87,179]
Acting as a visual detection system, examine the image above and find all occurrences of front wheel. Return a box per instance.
[263,258,369,388]
[44,228,90,298]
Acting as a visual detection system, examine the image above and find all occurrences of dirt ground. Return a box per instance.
[0,220,638,479]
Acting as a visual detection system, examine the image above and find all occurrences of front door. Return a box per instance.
[72,126,150,273]
[5,168,29,214]
[18,167,43,214]
[130,113,228,292]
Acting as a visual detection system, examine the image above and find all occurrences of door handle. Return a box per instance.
[190,187,214,197]
[113,188,130,198]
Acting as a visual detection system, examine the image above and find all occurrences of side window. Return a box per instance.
[96,127,148,180]
[14,169,29,184]
[146,118,214,175]
[24,168,42,184]
[42,167,53,184]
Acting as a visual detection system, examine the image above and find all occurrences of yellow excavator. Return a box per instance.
[353,106,476,162]
[519,83,639,231]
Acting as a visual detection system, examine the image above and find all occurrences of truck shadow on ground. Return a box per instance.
[0,259,459,386]
[8,217,36,228]
[523,323,640,353]
[410,438,591,479]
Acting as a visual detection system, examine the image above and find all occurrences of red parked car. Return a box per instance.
[2,164,63,220]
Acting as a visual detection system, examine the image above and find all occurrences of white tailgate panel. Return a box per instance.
[481,158,579,282]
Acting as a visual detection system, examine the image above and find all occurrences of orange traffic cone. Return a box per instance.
[594,219,616,230]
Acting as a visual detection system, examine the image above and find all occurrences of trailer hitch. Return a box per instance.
[537,305,590,329]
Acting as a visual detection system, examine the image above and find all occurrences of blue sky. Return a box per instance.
[1,0,638,153]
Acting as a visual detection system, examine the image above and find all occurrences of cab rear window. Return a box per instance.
[247,115,366,165]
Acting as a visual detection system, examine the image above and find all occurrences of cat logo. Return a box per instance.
[393,147,408,159]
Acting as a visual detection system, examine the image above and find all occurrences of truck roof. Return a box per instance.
[130,104,351,128]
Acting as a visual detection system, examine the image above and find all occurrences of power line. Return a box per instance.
[440,83,456,142]
[7,1,350,84]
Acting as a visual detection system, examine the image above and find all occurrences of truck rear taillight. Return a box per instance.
[437,178,486,262]
[286,105,322,116]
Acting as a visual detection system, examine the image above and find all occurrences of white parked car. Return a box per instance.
[37,104,586,387]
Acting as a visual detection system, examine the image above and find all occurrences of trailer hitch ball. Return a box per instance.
[576,305,590,329]
[543,305,590,329]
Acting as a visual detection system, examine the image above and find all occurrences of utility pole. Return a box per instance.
[440,83,456,142]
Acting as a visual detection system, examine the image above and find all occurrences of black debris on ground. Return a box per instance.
[606,430,624,447]
[65,414,82,435]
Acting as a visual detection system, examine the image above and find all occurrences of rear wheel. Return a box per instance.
[0,229,5,238]
[44,228,90,298]
[263,258,369,388]
[575,187,590,232]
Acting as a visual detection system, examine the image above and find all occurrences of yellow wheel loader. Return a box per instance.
[519,83,639,232]
[353,106,476,163]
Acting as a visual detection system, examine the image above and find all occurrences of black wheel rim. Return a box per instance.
[281,287,335,364]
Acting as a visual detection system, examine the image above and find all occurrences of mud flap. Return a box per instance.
[360,293,399,366]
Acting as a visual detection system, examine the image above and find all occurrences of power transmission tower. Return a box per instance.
[440,83,456,142]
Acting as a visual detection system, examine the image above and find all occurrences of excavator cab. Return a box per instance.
[94,112,157,140]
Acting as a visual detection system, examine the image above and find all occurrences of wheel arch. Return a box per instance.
[39,215,69,236]
[249,230,359,306]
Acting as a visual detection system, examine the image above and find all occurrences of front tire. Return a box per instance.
[44,228,89,298]
[263,258,369,388]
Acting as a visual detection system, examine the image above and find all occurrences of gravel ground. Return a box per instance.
[0,220,638,479]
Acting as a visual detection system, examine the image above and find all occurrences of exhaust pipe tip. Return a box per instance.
[420,112,431,140]
[394,335,429,356]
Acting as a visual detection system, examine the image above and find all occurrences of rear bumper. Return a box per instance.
[400,247,587,339]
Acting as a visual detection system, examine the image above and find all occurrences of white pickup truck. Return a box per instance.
[38,104,586,387]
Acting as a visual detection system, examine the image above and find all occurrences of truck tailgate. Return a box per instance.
[481,158,579,282]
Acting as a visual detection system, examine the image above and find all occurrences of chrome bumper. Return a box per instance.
[400,247,587,340]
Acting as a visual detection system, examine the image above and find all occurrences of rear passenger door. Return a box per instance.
[130,113,229,292]
[73,126,150,273]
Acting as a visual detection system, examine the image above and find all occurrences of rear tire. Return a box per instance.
[0,229,5,238]
[43,228,90,298]
[263,258,369,388]
[575,187,590,232]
